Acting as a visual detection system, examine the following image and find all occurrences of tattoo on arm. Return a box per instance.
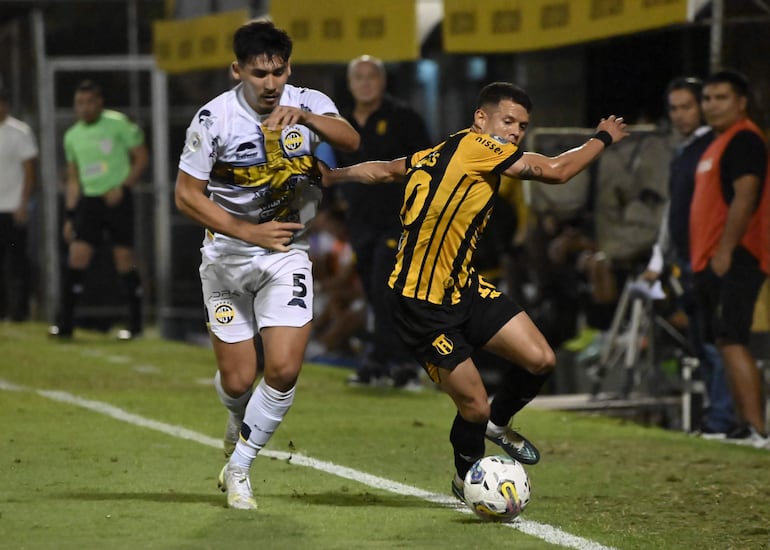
[517,163,543,179]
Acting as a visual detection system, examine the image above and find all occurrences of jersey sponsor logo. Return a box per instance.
[283,129,304,151]
[474,135,503,154]
[432,333,454,355]
[214,302,235,324]
[197,109,215,129]
[235,141,259,160]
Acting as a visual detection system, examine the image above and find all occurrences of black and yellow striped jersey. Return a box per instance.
[388,129,523,305]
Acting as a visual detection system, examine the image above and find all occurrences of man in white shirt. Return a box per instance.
[0,88,38,321]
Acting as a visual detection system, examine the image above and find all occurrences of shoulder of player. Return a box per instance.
[191,89,235,134]
[461,131,517,154]
[281,84,334,111]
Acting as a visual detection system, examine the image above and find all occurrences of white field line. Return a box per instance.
[0,378,616,550]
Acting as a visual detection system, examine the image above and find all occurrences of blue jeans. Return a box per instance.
[699,343,735,433]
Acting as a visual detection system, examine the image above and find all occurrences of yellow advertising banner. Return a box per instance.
[271,0,418,63]
[444,0,690,54]
[153,9,250,74]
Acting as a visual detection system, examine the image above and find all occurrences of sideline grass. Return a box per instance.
[1,323,769,549]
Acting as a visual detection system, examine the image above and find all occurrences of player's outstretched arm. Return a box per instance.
[505,115,629,185]
[264,108,360,152]
[175,170,302,252]
[318,157,408,187]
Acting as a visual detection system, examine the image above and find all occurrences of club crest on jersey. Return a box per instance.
[214,302,235,324]
[99,139,114,154]
[376,119,388,135]
[432,334,454,355]
[283,130,304,151]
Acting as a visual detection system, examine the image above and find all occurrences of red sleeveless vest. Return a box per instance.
[690,118,770,274]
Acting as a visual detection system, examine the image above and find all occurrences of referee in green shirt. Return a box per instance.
[50,80,148,339]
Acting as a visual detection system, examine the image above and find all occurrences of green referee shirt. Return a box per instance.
[63,109,144,196]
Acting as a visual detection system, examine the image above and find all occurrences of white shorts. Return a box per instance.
[200,248,314,343]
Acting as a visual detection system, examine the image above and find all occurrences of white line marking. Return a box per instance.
[0,378,616,550]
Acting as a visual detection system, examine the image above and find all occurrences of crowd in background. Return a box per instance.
[2,55,769,443]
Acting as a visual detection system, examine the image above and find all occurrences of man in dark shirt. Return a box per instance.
[643,77,737,437]
[335,55,432,387]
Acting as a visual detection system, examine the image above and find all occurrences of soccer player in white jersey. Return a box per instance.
[175,20,359,510]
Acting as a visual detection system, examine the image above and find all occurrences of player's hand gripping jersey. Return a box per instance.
[390,129,522,305]
[179,83,334,255]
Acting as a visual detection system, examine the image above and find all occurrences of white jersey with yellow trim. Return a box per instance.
[179,83,336,256]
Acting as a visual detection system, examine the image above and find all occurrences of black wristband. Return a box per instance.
[592,130,613,148]
[65,209,76,220]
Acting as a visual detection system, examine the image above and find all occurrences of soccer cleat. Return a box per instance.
[223,414,242,459]
[218,463,257,510]
[451,473,465,502]
[485,426,541,465]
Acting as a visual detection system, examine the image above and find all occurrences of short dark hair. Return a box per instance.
[704,69,749,97]
[666,76,703,103]
[233,20,293,65]
[75,79,102,96]
[477,82,533,113]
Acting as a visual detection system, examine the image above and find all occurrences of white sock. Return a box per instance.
[214,370,252,418]
[486,420,506,437]
[230,379,295,469]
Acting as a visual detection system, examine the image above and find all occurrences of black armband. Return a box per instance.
[591,130,613,148]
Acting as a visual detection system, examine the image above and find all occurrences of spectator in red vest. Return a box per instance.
[690,69,770,447]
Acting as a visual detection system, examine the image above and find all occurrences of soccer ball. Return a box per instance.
[463,455,531,522]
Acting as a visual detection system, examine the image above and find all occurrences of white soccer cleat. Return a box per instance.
[223,413,243,459]
[218,463,257,510]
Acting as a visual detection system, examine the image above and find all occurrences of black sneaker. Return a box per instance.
[48,325,73,340]
[451,473,465,502]
[346,365,390,387]
[725,424,770,448]
[485,427,540,465]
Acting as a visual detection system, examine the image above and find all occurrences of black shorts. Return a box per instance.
[693,246,766,346]
[389,274,523,383]
[72,188,135,247]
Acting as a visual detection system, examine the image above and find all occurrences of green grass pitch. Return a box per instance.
[1,323,768,549]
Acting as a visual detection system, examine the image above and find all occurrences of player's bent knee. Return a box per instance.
[527,346,556,375]
[458,400,490,424]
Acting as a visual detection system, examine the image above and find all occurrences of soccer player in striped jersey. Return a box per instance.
[321,82,628,498]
